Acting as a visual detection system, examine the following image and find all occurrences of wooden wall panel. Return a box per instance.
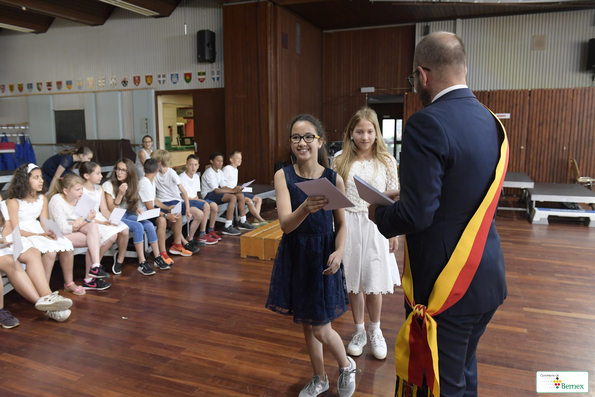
[403,91,422,130]
[193,88,225,170]
[323,25,415,142]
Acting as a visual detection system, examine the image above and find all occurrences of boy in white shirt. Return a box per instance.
[179,155,219,244]
[222,151,267,226]
[202,152,254,235]
[138,158,174,270]
[151,149,200,256]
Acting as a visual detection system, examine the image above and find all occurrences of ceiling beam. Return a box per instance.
[0,3,53,33]
[0,0,113,26]
[124,0,181,17]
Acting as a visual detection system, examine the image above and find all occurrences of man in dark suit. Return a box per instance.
[368,32,507,397]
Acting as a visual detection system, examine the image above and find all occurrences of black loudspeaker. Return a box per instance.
[587,39,595,71]
[197,29,216,63]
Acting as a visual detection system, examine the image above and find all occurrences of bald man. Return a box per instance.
[368,32,508,397]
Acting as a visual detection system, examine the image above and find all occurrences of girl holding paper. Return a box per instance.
[6,164,81,295]
[332,107,400,360]
[0,194,73,325]
[80,162,130,273]
[266,115,358,397]
[48,174,113,291]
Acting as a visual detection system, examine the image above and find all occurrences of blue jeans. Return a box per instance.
[121,211,157,245]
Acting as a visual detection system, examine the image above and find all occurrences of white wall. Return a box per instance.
[415,9,595,90]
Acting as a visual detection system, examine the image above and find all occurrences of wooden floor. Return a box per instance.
[1,208,594,396]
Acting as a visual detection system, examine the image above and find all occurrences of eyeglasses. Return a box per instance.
[290,134,320,144]
[116,167,127,173]
[407,67,431,87]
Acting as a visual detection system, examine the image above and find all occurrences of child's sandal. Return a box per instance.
[63,282,85,296]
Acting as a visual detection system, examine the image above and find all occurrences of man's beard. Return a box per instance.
[415,82,432,108]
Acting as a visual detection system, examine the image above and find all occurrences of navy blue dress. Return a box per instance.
[41,154,75,188]
[266,165,348,325]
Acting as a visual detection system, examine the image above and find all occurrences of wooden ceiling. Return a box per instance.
[0,0,593,34]
[0,0,180,33]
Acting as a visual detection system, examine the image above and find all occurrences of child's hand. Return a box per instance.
[389,236,398,253]
[166,205,175,213]
[165,213,178,222]
[323,250,343,275]
[118,183,128,195]
[0,237,13,247]
[71,217,86,231]
[86,209,96,221]
[186,212,193,222]
[304,196,328,213]
[384,189,400,201]
[233,186,243,193]
[43,231,58,240]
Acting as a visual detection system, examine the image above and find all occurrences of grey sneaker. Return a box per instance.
[221,225,241,235]
[138,261,156,276]
[45,309,71,322]
[337,356,359,397]
[369,329,387,360]
[237,221,255,230]
[299,374,329,397]
[0,309,19,329]
[35,291,73,312]
[346,330,367,356]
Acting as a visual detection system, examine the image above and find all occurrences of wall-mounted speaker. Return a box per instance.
[587,38,595,71]
[197,29,216,63]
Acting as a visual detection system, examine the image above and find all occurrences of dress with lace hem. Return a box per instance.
[83,186,129,245]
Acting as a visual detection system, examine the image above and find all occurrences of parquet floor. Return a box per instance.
[0,207,594,396]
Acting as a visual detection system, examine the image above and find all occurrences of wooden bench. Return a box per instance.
[240,220,282,260]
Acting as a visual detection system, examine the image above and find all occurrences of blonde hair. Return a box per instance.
[333,107,395,183]
[50,173,85,199]
[151,149,171,167]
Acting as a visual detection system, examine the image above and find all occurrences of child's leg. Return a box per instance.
[115,229,129,263]
[349,292,366,327]
[0,256,40,304]
[365,293,382,324]
[122,215,148,263]
[311,323,351,368]
[139,219,159,259]
[208,202,217,230]
[99,235,118,261]
[20,248,53,297]
[156,217,167,253]
[57,250,76,287]
[66,231,97,277]
[187,207,202,240]
[235,192,247,217]
[170,217,183,244]
[199,202,210,233]
[222,193,237,221]
[41,251,57,282]
[245,196,265,222]
[303,324,326,379]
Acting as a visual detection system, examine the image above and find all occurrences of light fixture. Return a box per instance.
[0,22,35,33]
[98,0,159,17]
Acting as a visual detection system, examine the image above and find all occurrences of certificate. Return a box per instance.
[41,218,65,239]
[75,193,97,218]
[171,201,182,214]
[296,178,354,211]
[137,208,161,221]
[353,175,395,206]
[109,208,126,225]
[241,179,255,188]
[11,225,23,261]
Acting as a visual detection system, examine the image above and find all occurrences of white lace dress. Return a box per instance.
[17,195,73,253]
[83,185,128,244]
[337,157,401,294]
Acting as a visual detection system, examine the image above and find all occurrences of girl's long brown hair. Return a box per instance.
[109,158,139,213]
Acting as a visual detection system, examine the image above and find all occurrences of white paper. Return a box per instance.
[243,187,253,193]
[109,208,126,225]
[11,225,23,261]
[171,201,182,214]
[137,208,161,221]
[296,178,354,211]
[75,193,97,218]
[353,175,395,206]
[241,179,255,188]
[41,218,65,239]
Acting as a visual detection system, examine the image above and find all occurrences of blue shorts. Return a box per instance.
[244,192,255,199]
[161,199,207,214]
[204,192,226,205]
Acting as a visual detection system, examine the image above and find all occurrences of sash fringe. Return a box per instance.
[396,376,434,397]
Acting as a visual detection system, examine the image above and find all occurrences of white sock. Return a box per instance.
[240,216,246,223]
[225,220,232,228]
[369,321,380,333]
[92,263,100,268]
[355,323,365,333]
[84,277,93,283]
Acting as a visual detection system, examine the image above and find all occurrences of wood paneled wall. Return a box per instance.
[402,87,595,184]
[193,88,226,169]
[323,25,415,142]
[223,2,322,185]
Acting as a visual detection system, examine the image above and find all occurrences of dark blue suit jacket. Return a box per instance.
[375,88,507,316]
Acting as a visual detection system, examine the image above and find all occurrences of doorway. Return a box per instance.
[368,95,404,163]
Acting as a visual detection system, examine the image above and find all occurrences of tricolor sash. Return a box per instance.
[395,109,508,397]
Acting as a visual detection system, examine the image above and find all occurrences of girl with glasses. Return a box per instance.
[135,135,154,178]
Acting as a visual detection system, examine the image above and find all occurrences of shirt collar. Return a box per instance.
[432,84,468,103]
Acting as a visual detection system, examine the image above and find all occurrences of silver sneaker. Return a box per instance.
[369,329,387,360]
[299,374,329,397]
[337,356,359,397]
[346,330,367,356]
[35,291,73,312]
[45,309,71,322]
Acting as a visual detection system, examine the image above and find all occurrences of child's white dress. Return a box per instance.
[83,186,128,245]
[17,195,73,253]
[0,201,33,265]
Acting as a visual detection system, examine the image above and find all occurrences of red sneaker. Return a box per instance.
[198,234,218,245]
[208,231,222,241]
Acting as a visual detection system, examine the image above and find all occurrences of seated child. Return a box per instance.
[201,152,255,235]
[6,164,81,296]
[138,158,175,270]
[150,149,197,256]
[179,155,219,245]
[48,174,113,291]
[222,151,267,226]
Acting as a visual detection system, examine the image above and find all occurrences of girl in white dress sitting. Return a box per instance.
[6,164,79,295]
[80,162,129,272]
[332,107,401,360]
[0,195,73,325]
[48,174,113,292]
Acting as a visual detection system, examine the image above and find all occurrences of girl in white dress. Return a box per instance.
[80,162,129,268]
[135,135,153,178]
[332,107,401,360]
[6,164,79,295]
[0,195,73,324]
[48,174,113,292]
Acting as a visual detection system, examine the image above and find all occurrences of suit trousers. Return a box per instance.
[400,305,498,397]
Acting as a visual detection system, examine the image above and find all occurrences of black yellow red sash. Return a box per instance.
[395,110,509,397]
